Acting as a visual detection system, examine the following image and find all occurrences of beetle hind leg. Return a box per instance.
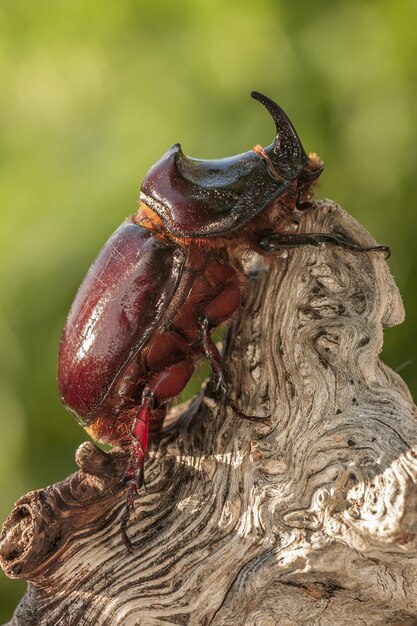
[198,315,268,422]
[120,389,153,552]
[120,359,194,551]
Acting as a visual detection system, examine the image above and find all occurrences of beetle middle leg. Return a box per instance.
[197,314,267,422]
[258,231,391,258]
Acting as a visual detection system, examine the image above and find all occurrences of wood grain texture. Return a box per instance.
[1,199,417,626]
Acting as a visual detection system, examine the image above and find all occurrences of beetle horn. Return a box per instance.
[251,91,309,179]
[139,92,314,238]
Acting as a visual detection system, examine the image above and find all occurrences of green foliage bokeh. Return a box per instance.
[0,1,416,619]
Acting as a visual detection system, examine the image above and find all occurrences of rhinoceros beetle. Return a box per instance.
[58,91,389,551]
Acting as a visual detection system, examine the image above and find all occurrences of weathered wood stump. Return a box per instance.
[1,199,417,626]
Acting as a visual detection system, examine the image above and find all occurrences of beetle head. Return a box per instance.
[139,92,322,238]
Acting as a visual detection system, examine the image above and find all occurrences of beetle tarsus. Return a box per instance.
[258,231,391,259]
[120,482,138,553]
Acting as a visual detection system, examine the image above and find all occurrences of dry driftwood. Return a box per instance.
[1,199,417,626]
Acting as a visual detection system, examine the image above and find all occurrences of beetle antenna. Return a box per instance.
[250,91,308,177]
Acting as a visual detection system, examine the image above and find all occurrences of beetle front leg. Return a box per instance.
[198,315,268,422]
[258,231,391,258]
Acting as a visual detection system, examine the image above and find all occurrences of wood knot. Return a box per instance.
[0,503,34,577]
[75,441,125,480]
[0,493,59,580]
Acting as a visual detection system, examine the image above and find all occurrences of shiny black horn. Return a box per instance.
[251,91,309,179]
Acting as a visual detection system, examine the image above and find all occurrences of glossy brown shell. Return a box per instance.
[57,222,185,424]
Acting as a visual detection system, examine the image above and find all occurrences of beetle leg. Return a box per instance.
[258,232,391,259]
[198,315,226,389]
[197,315,268,422]
[121,389,154,552]
[120,360,194,551]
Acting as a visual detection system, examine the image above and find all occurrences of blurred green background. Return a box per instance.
[0,0,416,620]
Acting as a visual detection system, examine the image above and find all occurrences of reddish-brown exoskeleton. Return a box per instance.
[58,92,389,551]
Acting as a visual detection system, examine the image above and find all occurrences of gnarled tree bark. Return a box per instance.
[1,199,417,626]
